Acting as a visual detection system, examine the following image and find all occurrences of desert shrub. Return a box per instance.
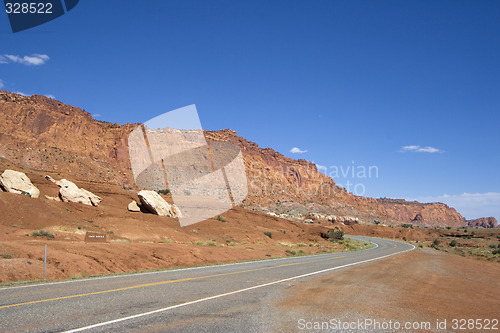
[446,226,451,230]
[488,244,497,249]
[431,239,440,249]
[325,227,344,242]
[217,215,226,222]
[401,224,413,229]
[449,240,457,247]
[157,189,170,195]
[298,249,306,255]
[492,249,500,255]
[1,253,12,259]
[20,190,31,197]
[32,230,55,239]
[402,237,407,241]
[264,231,272,239]
[285,249,297,256]
[374,220,381,225]
[418,244,424,249]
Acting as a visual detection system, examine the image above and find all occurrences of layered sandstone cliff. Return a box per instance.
[0,91,473,227]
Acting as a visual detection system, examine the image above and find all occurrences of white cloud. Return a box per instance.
[0,79,4,89]
[14,91,29,96]
[45,94,56,99]
[92,113,102,118]
[290,147,308,154]
[411,192,500,220]
[400,145,443,153]
[2,54,50,66]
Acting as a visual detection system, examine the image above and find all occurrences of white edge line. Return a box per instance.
[62,241,415,333]
[0,235,380,291]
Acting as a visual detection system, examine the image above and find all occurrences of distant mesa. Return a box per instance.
[467,217,498,228]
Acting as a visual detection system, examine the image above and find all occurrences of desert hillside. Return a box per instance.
[0,91,469,227]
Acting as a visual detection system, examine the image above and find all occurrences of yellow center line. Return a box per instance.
[0,256,341,309]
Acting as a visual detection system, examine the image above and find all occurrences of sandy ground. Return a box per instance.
[274,247,500,332]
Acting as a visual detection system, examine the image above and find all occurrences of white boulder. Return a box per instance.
[46,175,102,206]
[0,170,40,198]
[138,190,181,217]
[128,200,141,212]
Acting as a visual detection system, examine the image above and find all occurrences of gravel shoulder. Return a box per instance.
[274,247,500,332]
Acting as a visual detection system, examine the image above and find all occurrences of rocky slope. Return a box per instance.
[0,91,473,227]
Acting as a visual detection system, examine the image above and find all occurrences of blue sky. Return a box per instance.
[1,0,499,219]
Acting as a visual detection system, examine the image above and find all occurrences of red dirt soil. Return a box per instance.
[0,160,351,283]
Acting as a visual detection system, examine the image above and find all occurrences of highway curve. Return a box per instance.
[0,236,414,332]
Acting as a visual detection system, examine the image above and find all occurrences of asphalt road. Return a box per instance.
[0,236,414,332]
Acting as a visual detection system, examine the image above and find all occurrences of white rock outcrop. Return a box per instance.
[45,175,102,206]
[0,170,40,198]
[138,190,181,217]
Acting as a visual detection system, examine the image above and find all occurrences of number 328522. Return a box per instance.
[5,2,53,14]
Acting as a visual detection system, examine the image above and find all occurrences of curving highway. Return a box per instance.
[0,236,414,332]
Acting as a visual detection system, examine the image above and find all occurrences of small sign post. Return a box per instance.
[44,244,47,280]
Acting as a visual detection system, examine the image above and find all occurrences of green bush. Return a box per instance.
[264,231,272,239]
[32,230,55,239]
[431,238,440,249]
[157,189,170,195]
[1,253,12,259]
[217,215,226,222]
[492,249,500,255]
[325,227,344,242]
[449,240,457,247]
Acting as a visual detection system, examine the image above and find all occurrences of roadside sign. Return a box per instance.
[84,232,107,243]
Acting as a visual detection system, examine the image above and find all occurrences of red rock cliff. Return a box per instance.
[0,91,468,227]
